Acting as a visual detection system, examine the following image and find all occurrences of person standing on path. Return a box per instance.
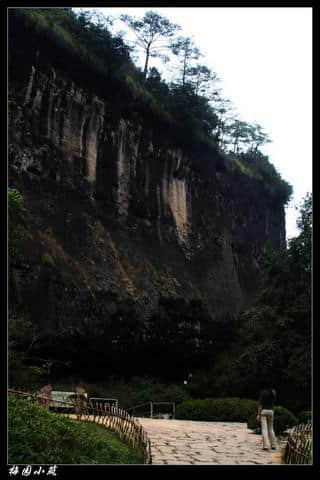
[256,386,277,451]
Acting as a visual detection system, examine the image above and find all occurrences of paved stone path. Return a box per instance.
[138,418,285,465]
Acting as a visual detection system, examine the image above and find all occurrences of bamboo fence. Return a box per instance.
[9,388,152,464]
[285,422,312,465]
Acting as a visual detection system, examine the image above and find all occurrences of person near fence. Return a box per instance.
[74,385,87,419]
[36,384,52,409]
[256,386,277,450]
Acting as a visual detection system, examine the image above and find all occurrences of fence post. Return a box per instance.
[150,402,153,419]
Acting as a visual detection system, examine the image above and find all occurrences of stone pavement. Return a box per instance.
[138,418,285,465]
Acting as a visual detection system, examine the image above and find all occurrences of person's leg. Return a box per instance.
[267,411,277,449]
[260,412,271,449]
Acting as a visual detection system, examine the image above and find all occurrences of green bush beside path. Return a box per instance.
[8,394,144,464]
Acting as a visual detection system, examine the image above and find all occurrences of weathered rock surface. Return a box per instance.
[8,28,286,378]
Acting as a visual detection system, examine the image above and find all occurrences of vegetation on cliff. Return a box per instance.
[186,193,311,412]
[8,193,311,413]
[8,187,24,258]
[8,8,309,416]
[9,7,292,204]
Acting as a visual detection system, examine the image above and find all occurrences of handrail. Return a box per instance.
[126,402,152,411]
[9,388,76,408]
[126,401,175,419]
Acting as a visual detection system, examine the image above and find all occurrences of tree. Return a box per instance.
[288,193,312,275]
[247,122,272,155]
[9,313,53,390]
[209,96,234,149]
[169,36,201,86]
[120,10,180,79]
[214,193,312,412]
[73,9,132,60]
[145,67,170,99]
[8,188,24,259]
[168,83,219,136]
[225,118,252,154]
[188,64,219,96]
[76,8,114,29]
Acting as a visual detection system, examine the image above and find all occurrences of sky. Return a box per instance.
[92,7,312,240]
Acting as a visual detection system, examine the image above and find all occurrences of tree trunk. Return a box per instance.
[233,137,238,153]
[144,47,150,80]
[182,54,187,86]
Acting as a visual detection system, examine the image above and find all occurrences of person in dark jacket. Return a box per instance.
[256,386,277,450]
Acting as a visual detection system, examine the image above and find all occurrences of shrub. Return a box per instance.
[8,187,24,211]
[297,410,312,424]
[8,98,17,109]
[132,382,191,406]
[54,378,191,412]
[9,314,49,391]
[8,394,143,464]
[176,397,258,422]
[247,406,298,435]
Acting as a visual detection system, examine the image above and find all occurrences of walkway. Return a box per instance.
[138,418,285,465]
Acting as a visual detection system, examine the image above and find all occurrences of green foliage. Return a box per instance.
[8,395,143,464]
[176,397,258,422]
[120,10,180,78]
[207,193,312,413]
[288,193,312,273]
[272,406,299,434]
[9,314,34,347]
[9,314,52,390]
[228,153,262,179]
[188,65,218,96]
[8,188,25,258]
[225,120,271,155]
[8,187,24,212]
[145,67,170,100]
[130,379,191,406]
[11,7,288,203]
[170,36,201,85]
[168,83,219,136]
[247,122,272,151]
[12,7,181,136]
[236,150,293,205]
[297,410,311,424]
[55,377,191,410]
[8,97,17,109]
[225,119,252,154]
[247,406,298,435]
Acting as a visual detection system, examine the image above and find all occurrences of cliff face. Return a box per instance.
[9,33,286,379]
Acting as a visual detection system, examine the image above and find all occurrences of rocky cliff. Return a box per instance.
[8,15,286,379]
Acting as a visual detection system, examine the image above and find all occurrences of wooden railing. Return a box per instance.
[9,388,152,464]
[285,422,312,465]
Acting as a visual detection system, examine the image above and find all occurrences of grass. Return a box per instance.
[228,153,262,180]
[8,394,144,464]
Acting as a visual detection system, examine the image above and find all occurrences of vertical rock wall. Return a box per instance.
[9,59,287,374]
